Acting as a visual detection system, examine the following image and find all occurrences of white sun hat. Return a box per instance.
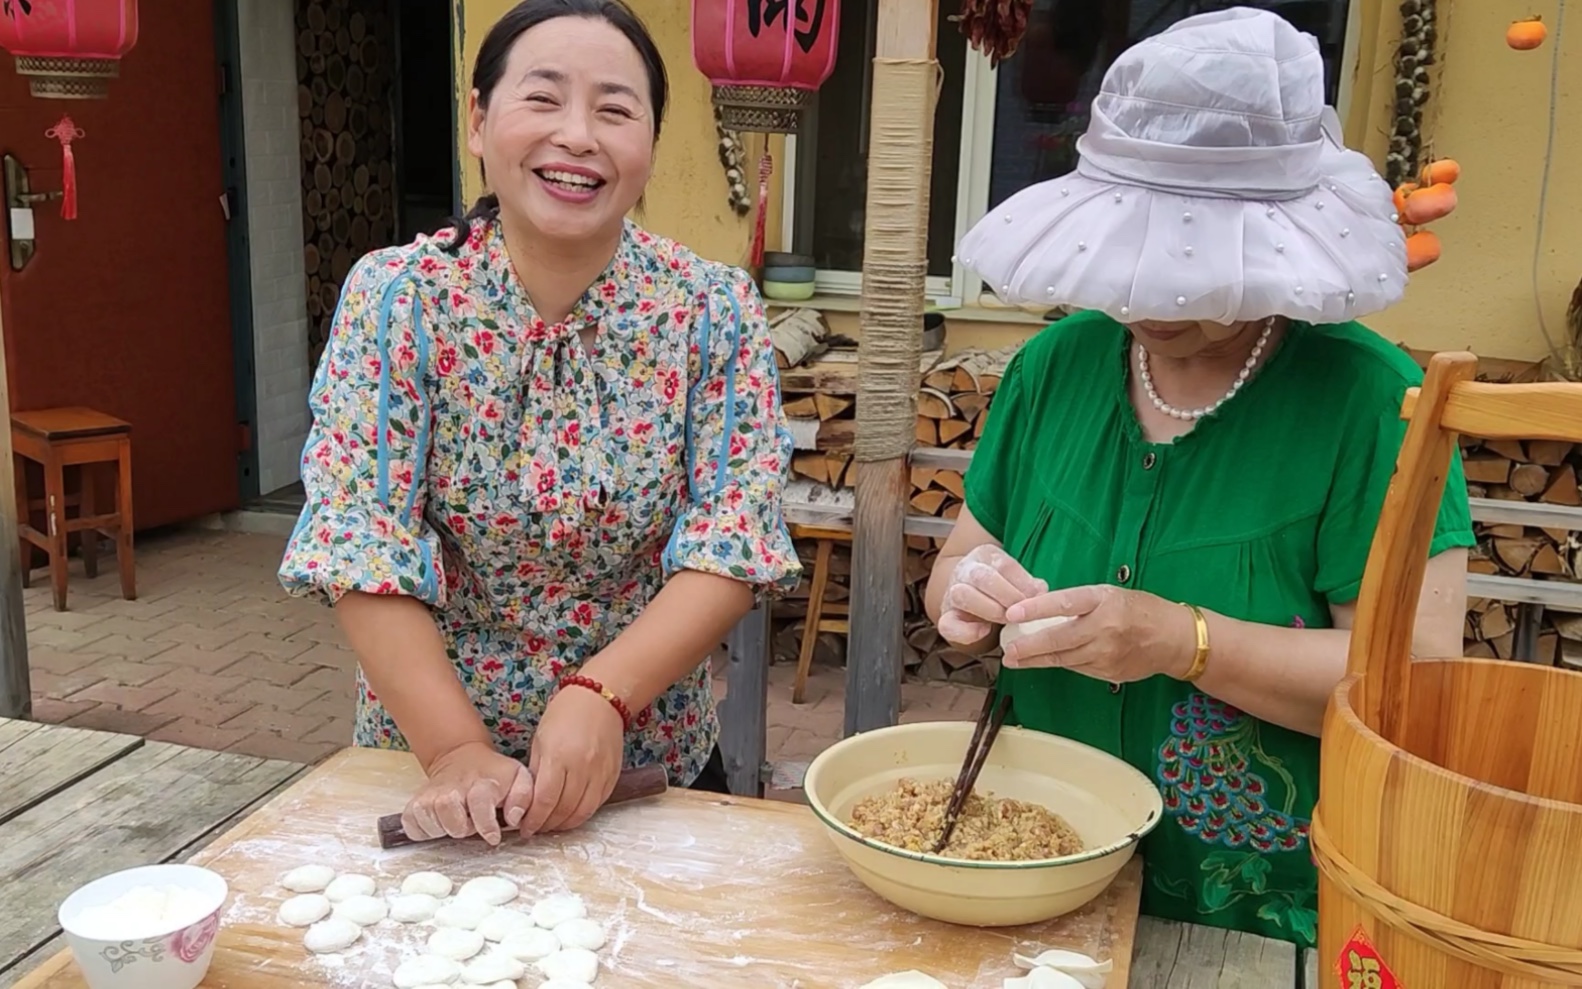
[955,6,1407,325]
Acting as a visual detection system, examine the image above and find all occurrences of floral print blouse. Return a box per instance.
[278,218,801,786]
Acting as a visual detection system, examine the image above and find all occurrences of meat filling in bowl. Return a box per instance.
[847,778,1086,861]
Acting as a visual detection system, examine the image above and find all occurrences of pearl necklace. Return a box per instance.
[1137,317,1276,421]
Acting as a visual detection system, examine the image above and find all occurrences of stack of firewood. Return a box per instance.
[1461,434,1582,668]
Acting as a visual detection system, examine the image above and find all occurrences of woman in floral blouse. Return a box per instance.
[279,0,799,844]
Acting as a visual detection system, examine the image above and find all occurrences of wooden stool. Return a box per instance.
[13,407,135,611]
[790,524,853,704]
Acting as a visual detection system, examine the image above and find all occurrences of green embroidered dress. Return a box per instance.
[963,311,1475,947]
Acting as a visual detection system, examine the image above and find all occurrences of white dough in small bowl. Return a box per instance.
[277,893,331,927]
[302,917,361,953]
[531,893,586,929]
[457,875,518,906]
[537,947,600,984]
[434,898,493,930]
[428,927,486,961]
[279,864,336,893]
[553,917,606,952]
[331,893,389,926]
[390,892,441,923]
[401,871,454,898]
[499,928,560,961]
[392,953,462,989]
[322,873,376,903]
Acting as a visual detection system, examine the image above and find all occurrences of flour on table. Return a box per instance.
[457,875,519,906]
[332,894,389,926]
[531,892,587,928]
[538,981,595,989]
[537,946,600,984]
[401,871,454,898]
[279,864,337,893]
[477,907,536,941]
[859,973,949,989]
[391,953,462,989]
[69,884,214,940]
[434,897,493,930]
[323,873,377,902]
[303,917,362,953]
[499,928,559,961]
[277,893,332,928]
[389,893,441,923]
[427,927,486,961]
[460,950,526,984]
[553,917,606,952]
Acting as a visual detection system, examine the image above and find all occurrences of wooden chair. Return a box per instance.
[1313,352,1582,987]
[13,407,135,611]
[788,523,853,705]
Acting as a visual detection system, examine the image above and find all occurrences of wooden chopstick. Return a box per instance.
[933,690,1012,854]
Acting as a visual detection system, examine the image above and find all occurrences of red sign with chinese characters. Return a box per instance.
[691,0,840,91]
[1335,925,1403,989]
[0,0,139,62]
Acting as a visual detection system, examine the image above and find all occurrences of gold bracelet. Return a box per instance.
[1179,603,1211,682]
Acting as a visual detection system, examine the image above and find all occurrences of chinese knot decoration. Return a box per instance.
[691,0,840,135]
[46,115,83,220]
[0,0,140,99]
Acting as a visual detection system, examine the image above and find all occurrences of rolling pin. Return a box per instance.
[375,763,669,849]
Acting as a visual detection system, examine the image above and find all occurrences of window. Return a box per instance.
[783,0,1358,307]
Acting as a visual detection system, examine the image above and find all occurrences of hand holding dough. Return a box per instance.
[999,615,1072,652]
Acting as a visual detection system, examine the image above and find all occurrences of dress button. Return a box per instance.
[1116,564,1132,583]
[1142,452,1157,470]
[1109,683,1122,695]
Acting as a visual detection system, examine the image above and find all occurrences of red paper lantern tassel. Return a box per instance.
[46,116,85,221]
[750,152,773,269]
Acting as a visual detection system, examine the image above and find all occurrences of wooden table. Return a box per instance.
[6,745,1320,988]
[0,718,304,988]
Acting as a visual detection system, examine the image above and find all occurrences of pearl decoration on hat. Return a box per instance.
[1176,296,1187,306]
[1078,242,1088,251]
[1061,187,1070,196]
[1114,192,1123,202]
[1138,317,1275,421]
[1184,246,1194,256]
[1183,211,1193,222]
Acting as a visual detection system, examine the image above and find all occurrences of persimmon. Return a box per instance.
[1402,182,1458,224]
[1420,159,1460,185]
[1406,230,1442,271]
[1507,17,1546,50]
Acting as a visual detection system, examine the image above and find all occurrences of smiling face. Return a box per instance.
[466,15,656,247]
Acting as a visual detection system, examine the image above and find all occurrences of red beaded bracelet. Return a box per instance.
[559,674,633,733]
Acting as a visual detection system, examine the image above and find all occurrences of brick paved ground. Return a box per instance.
[21,527,983,769]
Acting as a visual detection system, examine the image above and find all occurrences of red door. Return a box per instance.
[0,0,239,530]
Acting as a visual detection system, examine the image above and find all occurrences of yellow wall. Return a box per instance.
[453,0,1580,362]
[452,0,777,268]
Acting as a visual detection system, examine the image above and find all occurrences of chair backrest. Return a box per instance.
[1347,351,1582,742]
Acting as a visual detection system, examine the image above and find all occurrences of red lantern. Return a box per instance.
[0,0,140,99]
[691,0,840,134]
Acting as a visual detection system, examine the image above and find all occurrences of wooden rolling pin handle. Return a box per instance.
[376,762,669,849]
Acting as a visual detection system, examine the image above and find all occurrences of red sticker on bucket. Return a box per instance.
[1335,925,1402,989]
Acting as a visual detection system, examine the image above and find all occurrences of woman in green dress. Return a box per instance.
[923,8,1471,949]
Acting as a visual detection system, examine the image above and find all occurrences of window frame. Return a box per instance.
[779,1,1365,310]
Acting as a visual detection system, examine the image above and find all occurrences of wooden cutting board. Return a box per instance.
[13,748,1142,989]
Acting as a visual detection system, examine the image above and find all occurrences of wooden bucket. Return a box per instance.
[1313,352,1582,988]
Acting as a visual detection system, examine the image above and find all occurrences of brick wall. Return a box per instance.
[237,0,311,496]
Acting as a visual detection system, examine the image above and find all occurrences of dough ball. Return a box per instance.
[302,917,362,953]
[277,893,331,927]
[331,893,389,926]
[499,928,560,961]
[473,983,518,989]
[461,951,526,984]
[427,927,486,961]
[539,981,595,989]
[531,893,587,929]
[478,907,537,942]
[279,864,336,893]
[401,871,454,898]
[457,876,519,906]
[322,873,377,902]
[537,947,600,984]
[392,953,462,989]
[553,917,606,952]
[859,973,949,989]
[390,892,442,923]
[434,897,493,930]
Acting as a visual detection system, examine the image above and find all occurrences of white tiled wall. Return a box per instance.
[237,0,311,496]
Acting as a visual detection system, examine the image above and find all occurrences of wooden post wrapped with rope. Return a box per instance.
[845,3,940,735]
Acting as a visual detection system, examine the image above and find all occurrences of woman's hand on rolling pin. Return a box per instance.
[936,544,1047,646]
[519,684,625,835]
[402,741,535,846]
[999,585,1195,683]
